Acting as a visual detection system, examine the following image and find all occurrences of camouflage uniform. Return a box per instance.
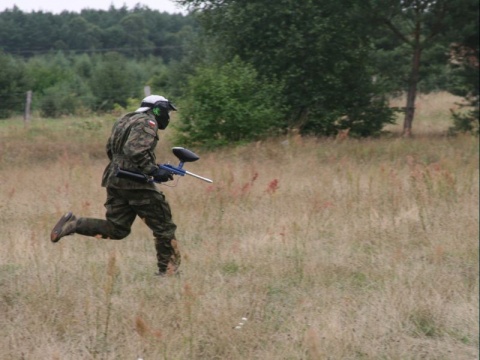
[73,111,180,274]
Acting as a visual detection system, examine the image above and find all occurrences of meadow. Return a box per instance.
[0,92,478,359]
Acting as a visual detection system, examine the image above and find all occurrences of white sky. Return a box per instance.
[1,0,187,14]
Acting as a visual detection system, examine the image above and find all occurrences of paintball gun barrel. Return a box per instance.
[115,147,213,184]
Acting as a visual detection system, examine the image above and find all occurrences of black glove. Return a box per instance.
[150,167,174,183]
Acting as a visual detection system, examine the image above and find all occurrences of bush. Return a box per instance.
[173,57,286,148]
[449,106,479,136]
[0,52,29,118]
[39,77,94,117]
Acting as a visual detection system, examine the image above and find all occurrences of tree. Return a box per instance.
[444,0,479,135]
[24,52,72,94]
[0,7,195,62]
[120,13,153,54]
[0,51,29,118]
[89,52,141,110]
[365,0,457,136]
[178,0,396,137]
[38,75,94,117]
[62,16,103,50]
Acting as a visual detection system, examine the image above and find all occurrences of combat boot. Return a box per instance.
[155,238,181,277]
[50,212,77,243]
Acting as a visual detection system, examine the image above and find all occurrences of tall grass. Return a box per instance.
[0,93,478,359]
[387,91,467,135]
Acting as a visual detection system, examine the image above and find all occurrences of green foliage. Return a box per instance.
[1,2,477,141]
[39,76,94,117]
[221,261,240,275]
[367,1,462,93]
[173,57,285,147]
[25,53,73,94]
[0,6,195,60]
[0,51,29,118]
[443,0,479,135]
[119,13,152,51]
[364,0,479,135]
[155,29,223,102]
[0,49,176,117]
[0,7,191,116]
[447,61,479,136]
[449,108,479,136]
[63,16,103,50]
[89,53,134,110]
[24,53,94,116]
[303,96,398,137]
[182,0,397,137]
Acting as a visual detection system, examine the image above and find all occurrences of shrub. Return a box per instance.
[449,106,479,135]
[173,57,286,148]
[39,77,94,117]
[0,52,29,118]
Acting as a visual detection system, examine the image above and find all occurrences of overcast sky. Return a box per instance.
[1,0,187,14]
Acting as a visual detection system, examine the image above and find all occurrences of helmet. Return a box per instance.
[135,95,177,130]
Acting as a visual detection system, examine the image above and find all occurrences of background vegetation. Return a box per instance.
[1,0,478,143]
[0,92,478,359]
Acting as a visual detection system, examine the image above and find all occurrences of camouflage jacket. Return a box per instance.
[101,112,160,190]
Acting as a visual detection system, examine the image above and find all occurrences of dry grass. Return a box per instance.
[387,91,467,135]
[0,93,478,359]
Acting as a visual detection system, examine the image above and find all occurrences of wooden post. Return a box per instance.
[24,90,32,127]
[144,86,151,96]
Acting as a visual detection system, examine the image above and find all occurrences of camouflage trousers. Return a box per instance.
[75,187,181,274]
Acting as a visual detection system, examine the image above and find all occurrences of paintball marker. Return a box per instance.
[115,147,213,184]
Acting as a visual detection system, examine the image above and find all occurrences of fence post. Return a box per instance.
[24,90,32,127]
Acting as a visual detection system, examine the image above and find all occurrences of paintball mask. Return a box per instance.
[136,95,177,130]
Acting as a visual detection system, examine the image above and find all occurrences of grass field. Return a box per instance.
[0,92,478,359]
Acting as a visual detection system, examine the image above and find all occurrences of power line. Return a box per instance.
[4,44,185,55]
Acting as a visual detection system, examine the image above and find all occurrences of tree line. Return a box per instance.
[0,5,194,59]
[0,6,196,118]
[0,1,478,146]
[176,0,478,140]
